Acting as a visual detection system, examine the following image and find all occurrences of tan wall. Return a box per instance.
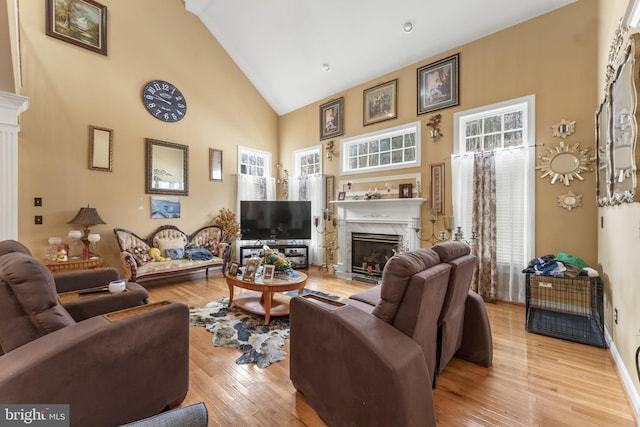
[597,0,640,406]
[280,0,599,267]
[11,0,278,271]
[0,0,14,91]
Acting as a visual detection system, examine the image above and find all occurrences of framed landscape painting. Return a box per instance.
[46,0,108,56]
[417,54,459,115]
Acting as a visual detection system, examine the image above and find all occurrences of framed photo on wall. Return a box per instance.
[430,163,445,214]
[363,79,398,126]
[417,54,459,115]
[45,0,108,56]
[320,97,344,140]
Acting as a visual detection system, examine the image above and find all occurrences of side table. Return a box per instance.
[44,257,103,273]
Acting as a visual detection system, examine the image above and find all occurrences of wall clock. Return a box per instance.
[142,80,187,122]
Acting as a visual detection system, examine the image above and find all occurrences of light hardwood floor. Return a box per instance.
[143,269,637,426]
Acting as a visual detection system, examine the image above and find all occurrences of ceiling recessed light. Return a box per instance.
[402,20,414,33]
[321,63,331,72]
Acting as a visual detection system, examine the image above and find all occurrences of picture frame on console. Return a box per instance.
[228,262,239,276]
[320,97,344,140]
[417,53,459,115]
[263,265,275,281]
[337,191,346,201]
[45,0,108,56]
[399,183,412,199]
[363,78,398,126]
[243,259,259,281]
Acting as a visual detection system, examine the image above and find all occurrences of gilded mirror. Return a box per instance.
[557,191,583,212]
[609,33,639,203]
[89,125,113,172]
[551,119,576,139]
[145,138,189,196]
[595,96,612,206]
[209,148,223,181]
[536,141,595,186]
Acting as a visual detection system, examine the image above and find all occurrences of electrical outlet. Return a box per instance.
[34,197,42,206]
[34,216,43,225]
[614,308,618,325]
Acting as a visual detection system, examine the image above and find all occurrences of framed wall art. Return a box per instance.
[45,0,108,56]
[417,53,459,115]
[363,78,398,126]
[430,163,445,214]
[320,97,344,140]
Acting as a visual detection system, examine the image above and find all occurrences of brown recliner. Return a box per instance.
[432,241,493,371]
[290,249,452,427]
[0,252,190,427]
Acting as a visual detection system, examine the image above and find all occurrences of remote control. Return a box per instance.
[78,287,109,295]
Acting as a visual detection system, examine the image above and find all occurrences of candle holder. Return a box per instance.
[412,210,451,246]
[315,208,338,273]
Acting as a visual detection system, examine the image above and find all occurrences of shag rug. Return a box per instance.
[189,289,339,368]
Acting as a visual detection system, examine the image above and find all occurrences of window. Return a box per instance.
[340,121,421,175]
[293,145,322,176]
[452,95,535,302]
[238,146,271,177]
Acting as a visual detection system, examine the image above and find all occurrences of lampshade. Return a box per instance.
[67,205,106,234]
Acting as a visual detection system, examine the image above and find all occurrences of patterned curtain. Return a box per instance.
[471,151,497,302]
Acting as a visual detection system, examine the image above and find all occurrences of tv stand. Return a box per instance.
[240,244,309,269]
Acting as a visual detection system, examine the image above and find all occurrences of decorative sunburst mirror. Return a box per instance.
[551,119,576,139]
[557,191,583,211]
[536,141,595,185]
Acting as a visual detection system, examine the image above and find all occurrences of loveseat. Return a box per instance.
[0,249,190,427]
[114,225,231,282]
[289,242,493,427]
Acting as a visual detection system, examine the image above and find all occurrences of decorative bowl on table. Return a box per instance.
[262,246,292,271]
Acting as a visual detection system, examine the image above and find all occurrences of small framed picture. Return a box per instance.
[399,183,412,199]
[363,78,398,126]
[338,191,346,201]
[263,264,275,281]
[228,262,239,276]
[320,97,344,140]
[242,259,259,281]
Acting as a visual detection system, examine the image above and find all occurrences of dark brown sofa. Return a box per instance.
[289,242,493,427]
[0,250,190,427]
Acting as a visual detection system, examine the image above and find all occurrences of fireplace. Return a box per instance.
[351,232,401,278]
[331,198,426,280]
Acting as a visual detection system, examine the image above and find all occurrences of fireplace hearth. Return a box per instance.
[351,232,401,278]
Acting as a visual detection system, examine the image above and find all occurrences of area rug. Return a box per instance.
[189,289,339,368]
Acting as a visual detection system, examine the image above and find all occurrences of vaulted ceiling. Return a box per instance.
[185,0,576,115]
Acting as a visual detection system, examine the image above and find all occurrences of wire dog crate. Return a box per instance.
[525,274,605,348]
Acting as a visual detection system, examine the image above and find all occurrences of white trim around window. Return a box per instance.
[237,145,272,177]
[293,145,322,176]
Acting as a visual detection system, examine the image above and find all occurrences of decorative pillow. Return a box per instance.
[204,239,219,257]
[156,237,186,251]
[164,248,185,260]
[126,247,152,266]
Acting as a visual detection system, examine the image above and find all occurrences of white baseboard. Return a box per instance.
[605,327,640,424]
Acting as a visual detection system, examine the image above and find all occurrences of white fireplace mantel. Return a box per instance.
[330,198,426,279]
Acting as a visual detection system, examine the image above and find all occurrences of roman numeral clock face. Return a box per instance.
[142,80,187,122]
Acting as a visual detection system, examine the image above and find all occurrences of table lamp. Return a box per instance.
[67,205,107,246]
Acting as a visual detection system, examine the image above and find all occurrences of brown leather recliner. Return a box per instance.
[0,252,190,427]
[290,249,452,427]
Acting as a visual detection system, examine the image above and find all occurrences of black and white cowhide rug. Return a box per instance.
[189,290,338,368]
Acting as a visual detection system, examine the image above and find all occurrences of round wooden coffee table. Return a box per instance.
[225,270,307,325]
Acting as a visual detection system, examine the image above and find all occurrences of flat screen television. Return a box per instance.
[240,200,312,241]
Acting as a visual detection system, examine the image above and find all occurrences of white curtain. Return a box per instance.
[494,147,535,302]
[289,174,324,265]
[451,147,534,303]
[236,174,275,214]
